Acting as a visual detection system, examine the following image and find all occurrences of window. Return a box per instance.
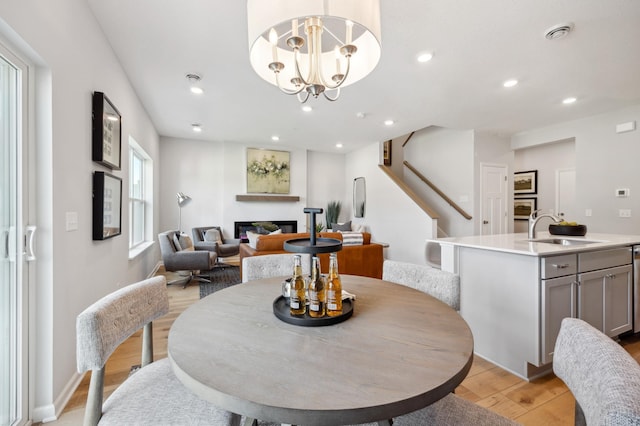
[129,137,153,258]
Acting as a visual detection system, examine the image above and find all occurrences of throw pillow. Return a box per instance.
[340,231,364,246]
[179,234,195,251]
[331,221,352,232]
[246,230,260,249]
[269,229,282,235]
[204,229,223,244]
[172,233,182,251]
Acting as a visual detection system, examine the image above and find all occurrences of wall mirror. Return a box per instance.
[353,177,366,218]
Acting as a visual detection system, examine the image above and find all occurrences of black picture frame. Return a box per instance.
[514,197,537,220]
[514,170,537,195]
[92,91,122,170]
[383,140,392,166]
[93,171,122,240]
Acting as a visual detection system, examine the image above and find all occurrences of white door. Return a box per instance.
[0,44,30,426]
[480,163,508,235]
[555,168,576,219]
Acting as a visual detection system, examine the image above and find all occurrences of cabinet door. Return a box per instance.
[541,275,576,365]
[578,269,605,332]
[604,264,632,336]
[578,264,633,337]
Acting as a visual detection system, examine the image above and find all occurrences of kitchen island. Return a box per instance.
[430,232,640,380]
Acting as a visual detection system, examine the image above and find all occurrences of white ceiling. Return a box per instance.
[87,0,640,153]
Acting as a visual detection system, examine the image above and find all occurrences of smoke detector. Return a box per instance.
[544,23,574,40]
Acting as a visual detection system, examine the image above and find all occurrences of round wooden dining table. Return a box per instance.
[168,274,473,426]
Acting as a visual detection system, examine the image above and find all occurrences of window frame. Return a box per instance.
[128,137,153,259]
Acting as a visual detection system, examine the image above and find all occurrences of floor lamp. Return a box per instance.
[176,192,191,234]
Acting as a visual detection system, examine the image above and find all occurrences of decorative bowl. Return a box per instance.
[548,224,587,236]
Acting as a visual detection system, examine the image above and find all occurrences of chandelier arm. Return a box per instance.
[292,48,312,87]
[319,55,352,90]
[296,91,311,103]
[323,87,341,102]
[273,71,307,96]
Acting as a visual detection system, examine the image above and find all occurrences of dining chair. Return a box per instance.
[242,253,310,282]
[382,259,460,310]
[553,317,640,425]
[76,276,237,426]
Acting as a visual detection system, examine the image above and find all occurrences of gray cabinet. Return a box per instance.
[540,247,632,364]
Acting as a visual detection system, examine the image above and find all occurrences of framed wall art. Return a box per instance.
[514,198,537,220]
[246,148,290,194]
[514,170,537,195]
[93,171,122,240]
[383,140,392,166]
[92,91,122,170]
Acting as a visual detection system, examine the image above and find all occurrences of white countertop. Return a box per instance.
[429,232,640,256]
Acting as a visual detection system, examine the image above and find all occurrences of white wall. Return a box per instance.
[345,143,436,264]
[159,139,349,238]
[512,104,640,234]
[0,1,161,421]
[512,139,575,233]
[403,126,475,237]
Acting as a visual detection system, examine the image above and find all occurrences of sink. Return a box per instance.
[527,238,602,246]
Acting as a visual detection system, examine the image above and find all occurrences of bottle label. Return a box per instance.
[290,299,300,309]
[328,302,337,310]
[310,302,320,311]
[327,290,337,301]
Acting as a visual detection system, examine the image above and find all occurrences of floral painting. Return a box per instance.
[246,148,290,194]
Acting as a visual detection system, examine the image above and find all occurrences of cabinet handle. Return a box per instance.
[552,263,570,269]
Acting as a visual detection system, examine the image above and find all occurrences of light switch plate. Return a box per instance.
[66,211,78,231]
[619,209,632,218]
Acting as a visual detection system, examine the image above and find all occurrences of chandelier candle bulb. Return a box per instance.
[269,28,278,62]
[334,46,341,74]
[346,20,353,44]
[291,19,298,37]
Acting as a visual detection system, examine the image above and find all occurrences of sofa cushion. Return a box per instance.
[204,228,222,244]
[331,221,351,232]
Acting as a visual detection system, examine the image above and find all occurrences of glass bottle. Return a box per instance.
[308,256,326,318]
[289,255,306,316]
[326,252,343,317]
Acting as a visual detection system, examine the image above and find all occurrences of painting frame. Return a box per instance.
[514,170,537,195]
[93,171,122,240]
[383,140,392,166]
[246,148,291,194]
[92,91,122,170]
[514,197,537,220]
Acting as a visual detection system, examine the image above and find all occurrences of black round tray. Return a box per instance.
[272,295,353,327]
[283,238,342,254]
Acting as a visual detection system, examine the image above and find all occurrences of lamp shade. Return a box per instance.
[176,192,191,207]
[247,0,381,90]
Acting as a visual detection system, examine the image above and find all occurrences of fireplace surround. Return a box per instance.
[234,220,298,242]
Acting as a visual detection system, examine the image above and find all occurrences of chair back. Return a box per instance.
[553,317,640,425]
[242,253,311,282]
[382,259,460,310]
[76,276,169,372]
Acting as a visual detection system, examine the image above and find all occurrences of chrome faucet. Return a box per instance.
[528,210,562,239]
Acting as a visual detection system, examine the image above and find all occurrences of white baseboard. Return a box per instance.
[33,371,84,423]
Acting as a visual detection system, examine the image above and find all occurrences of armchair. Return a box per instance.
[192,226,240,260]
[158,230,217,288]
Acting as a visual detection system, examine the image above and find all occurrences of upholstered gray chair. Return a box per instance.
[242,253,311,283]
[192,226,240,261]
[553,317,640,425]
[382,259,460,310]
[158,230,217,288]
[76,276,237,426]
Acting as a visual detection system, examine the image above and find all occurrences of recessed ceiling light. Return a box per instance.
[384,119,395,126]
[192,123,202,132]
[301,105,312,112]
[271,135,280,141]
[417,52,433,63]
[503,79,518,88]
[336,143,343,148]
[186,73,204,95]
[356,112,366,119]
[562,97,577,104]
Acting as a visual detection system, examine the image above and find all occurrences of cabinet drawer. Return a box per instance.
[541,254,577,279]
[578,247,631,273]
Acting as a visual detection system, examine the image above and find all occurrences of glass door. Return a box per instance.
[0,45,27,426]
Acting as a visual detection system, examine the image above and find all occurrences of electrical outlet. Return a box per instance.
[619,209,632,218]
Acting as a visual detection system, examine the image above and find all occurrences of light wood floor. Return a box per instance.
[57,268,640,425]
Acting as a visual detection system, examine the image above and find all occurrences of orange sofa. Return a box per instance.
[239,232,384,279]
